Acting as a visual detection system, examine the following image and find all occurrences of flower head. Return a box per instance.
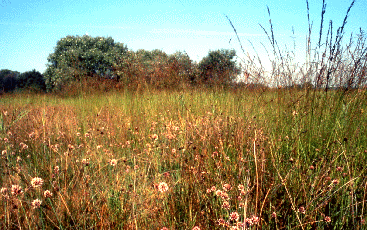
[109,159,118,166]
[230,212,240,222]
[158,182,169,193]
[31,177,44,188]
[11,185,23,196]
[44,190,53,198]
[222,201,230,210]
[223,183,232,191]
[31,199,42,209]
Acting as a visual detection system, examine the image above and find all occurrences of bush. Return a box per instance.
[17,69,46,92]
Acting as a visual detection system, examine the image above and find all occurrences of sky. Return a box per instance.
[0,0,366,74]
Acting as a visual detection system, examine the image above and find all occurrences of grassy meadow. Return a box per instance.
[0,88,366,229]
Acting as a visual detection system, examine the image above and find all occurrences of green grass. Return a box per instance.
[0,88,366,229]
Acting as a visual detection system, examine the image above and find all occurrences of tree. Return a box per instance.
[17,69,46,91]
[44,35,128,90]
[0,69,20,92]
[197,49,241,85]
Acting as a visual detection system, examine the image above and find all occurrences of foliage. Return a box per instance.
[196,49,241,85]
[17,69,46,92]
[0,69,20,93]
[112,49,197,89]
[44,35,128,90]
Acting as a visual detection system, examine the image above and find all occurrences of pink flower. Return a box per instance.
[32,199,42,209]
[109,159,118,166]
[44,190,53,198]
[230,212,240,222]
[158,182,169,193]
[223,183,232,191]
[31,177,44,188]
[222,201,230,210]
[11,185,23,196]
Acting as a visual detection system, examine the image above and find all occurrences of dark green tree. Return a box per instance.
[44,35,128,90]
[17,69,46,91]
[197,49,241,85]
[0,69,20,92]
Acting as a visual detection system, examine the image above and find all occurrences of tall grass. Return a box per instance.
[0,88,366,229]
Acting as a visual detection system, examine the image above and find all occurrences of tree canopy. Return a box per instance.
[44,35,128,90]
[197,49,241,85]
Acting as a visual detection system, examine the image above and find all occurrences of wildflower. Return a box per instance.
[20,142,28,149]
[244,218,253,227]
[252,215,259,224]
[222,201,230,210]
[299,206,306,214]
[160,228,169,230]
[54,166,60,174]
[215,190,222,197]
[220,191,229,200]
[238,184,244,191]
[151,134,158,140]
[31,199,42,209]
[237,222,246,229]
[192,226,200,230]
[109,159,118,166]
[332,179,339,185]
[158,182,169,193]
[11,185,23,196]
[271,212,277,218]
[81,158,90,166]
[324,216,331,223]
[223,183,232,191]
[309,165,315,170]
[230,212,240,222]
[1,187,8,195]
[217,218,226,226]
[1,150,6,155]
[210,186,216,192]
[31,177,44,188]
[44,190,53,198]
[16,156,22,162]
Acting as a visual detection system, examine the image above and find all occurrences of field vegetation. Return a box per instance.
[1,0,367,229]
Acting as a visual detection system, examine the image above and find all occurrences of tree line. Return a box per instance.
[1,35,242,93]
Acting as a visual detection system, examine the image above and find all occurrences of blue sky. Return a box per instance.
[1,0,366,74]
